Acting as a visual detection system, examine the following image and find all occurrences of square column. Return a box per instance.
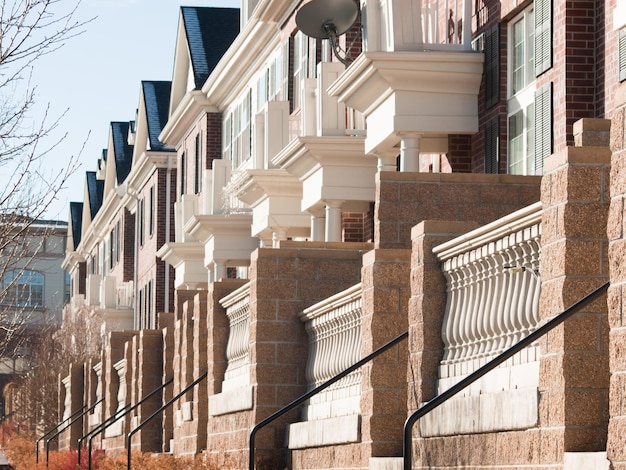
[539,118,611,456]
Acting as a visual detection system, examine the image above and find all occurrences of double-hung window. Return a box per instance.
[2,269,44,307]
[507,8,536,175]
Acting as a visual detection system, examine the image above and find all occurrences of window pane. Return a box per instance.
[513,18,525,94]
[508,111,524,174]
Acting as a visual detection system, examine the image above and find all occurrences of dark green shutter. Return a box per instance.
[534,83,552,175]
[618,28,626,82]
[535,0,552,76]
[484,25,500,109]
[484,117,499,173]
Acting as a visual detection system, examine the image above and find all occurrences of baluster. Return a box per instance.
[449,263,466,368]
[509,244,525,347]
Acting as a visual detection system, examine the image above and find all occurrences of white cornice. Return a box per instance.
[156,241,204,268]
[61,250,85,271]
[273,136,368,180]
[201,19,279,107]
[231,169,303,207]
[159,90,216,147]
[124,151,175,197]
[328,51,485,116]
[185,213,253,243]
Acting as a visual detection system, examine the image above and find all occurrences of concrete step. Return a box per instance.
[564,452,609,470]
[369,457,402,470]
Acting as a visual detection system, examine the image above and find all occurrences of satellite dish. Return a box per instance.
[295,0,358,66]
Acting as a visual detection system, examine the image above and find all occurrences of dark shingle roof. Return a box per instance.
[181,7,239,89]
[86,172,104,220]
[110,122,134,184]
[69,202,83,250]
[142,81,173,151]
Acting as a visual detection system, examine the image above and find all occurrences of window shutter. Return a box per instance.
[535,0,552,76]
[484,117,499,173]
[484,24,500,109]
[534,82,552,175]
[618,28,626,82]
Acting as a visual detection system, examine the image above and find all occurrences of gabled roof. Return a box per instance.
[181,6,240,89]
[142,81,172,151]
[110,121,134,184]
[69,202,83,250]
[86,171,104,220]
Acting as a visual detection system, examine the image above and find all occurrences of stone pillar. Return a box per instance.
[158,312,175,453]
[58,363,85,451]
[539,118,611,456]
[131,331,164,453]
[608,89,626,469]
[359,248,411,457]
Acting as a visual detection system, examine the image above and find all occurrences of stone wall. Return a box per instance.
[608,85,626,470]
[376,172,541,249]
[205,242,369,469]
[408,118,612,469]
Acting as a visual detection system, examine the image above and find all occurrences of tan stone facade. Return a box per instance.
[54,2,626,470]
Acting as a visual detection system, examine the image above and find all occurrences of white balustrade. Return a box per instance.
[433,203,542,392]
[421,204,542,436]
[299,283,363,420]
[220,282,252,392]
[85,274,100,306]
[116,281,133,309]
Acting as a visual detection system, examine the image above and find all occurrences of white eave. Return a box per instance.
[159,90,217,147]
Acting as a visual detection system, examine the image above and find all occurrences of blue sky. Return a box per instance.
[31,0,239,219]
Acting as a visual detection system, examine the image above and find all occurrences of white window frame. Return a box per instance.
[507,7,536,175]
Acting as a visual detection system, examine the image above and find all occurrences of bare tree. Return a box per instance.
[0,0,91,429]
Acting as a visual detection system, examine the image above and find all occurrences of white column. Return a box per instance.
[325,200,344,242]
[400,134,421,172]
[377,153,397,172]
[214,263,228,282]
[311,214,326,242]
[272,229,287,248]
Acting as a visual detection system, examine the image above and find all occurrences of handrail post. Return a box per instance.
[248,331,408,470]
[126,372,207,470]
[402,281,609,470]
[35,405,85,464]
[44,399,102,467]
[85,377,173,470]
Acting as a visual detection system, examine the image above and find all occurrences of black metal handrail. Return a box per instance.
[249,331,409,470]
[44,398,102,467]
[126,371,207,470]
[402,281,610,470]
[85,377,173,470]
[36,405,86,463]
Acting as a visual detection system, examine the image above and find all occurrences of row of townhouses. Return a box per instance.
[54,0,626,468]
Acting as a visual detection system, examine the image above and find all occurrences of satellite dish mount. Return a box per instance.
[295,0,359,66]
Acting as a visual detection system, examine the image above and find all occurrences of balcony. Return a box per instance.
[186,159,258,282]
[329,0,483,169]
